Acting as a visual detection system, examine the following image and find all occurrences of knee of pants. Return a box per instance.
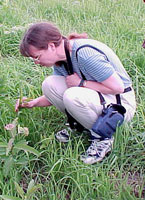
[63,87,82,110]
[63,87,102,112]
[42,76,56,97]
[63,87,101,129]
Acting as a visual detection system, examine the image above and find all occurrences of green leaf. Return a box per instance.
[27,179,35,192]
[3,156,14,177]
[0,148,6,155]
[0,147,6,152]
[0,142,8,148]
[0,155,8,160]
[14,140,27,146]
[6,138,14,156]
[14,144,40,157]
[14,182,25,199]
[0,195,22,200]
[26,184,42,199]
[12,140,27,155]
[16,157,28,165]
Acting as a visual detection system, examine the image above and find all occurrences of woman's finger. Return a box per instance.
[15,97,28,112]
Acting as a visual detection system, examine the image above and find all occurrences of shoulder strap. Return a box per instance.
[64,40,74,75]
[76,44,109,80]
[76,44,109,61]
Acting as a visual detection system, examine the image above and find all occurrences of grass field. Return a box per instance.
[0,0,145,199]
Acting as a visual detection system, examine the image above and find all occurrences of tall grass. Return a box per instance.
[0,0,145,199]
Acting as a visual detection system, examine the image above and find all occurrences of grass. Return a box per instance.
[0,0,145,199]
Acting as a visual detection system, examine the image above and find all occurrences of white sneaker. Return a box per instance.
[55,128,72,143]
[80,137,114,164]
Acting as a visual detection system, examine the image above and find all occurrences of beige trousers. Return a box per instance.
[42,75,136,130]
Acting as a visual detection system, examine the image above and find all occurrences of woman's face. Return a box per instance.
[29,44,57,67]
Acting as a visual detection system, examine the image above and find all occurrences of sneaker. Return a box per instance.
[55,128,72,143]
[80,137,114,164]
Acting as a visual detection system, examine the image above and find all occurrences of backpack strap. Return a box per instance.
[64,40,74,75]
[76,44,109,61]
[64,40,86,132]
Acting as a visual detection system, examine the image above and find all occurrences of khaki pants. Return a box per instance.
[42,75,136,130]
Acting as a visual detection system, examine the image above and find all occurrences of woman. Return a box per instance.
[15,22,136,164]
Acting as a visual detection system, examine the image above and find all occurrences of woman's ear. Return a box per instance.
[48,42,56,51]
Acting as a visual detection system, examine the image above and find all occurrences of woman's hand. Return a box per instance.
[15,97,35,112]
[15,95,51,112]
[66,73,81,88]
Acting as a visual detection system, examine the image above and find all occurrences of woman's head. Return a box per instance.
[20,22,63,57]
[20,21,88,66]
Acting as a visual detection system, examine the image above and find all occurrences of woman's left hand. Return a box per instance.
[66,73,81,88]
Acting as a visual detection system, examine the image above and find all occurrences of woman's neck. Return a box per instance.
[55,39,66,61]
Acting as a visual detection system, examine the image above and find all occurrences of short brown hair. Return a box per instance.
[20,22,62,57]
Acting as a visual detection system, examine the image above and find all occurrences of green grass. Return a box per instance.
[0,0,145,199]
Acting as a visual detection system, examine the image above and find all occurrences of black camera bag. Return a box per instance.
[92,103,126,139]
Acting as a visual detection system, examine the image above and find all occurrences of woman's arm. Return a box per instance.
[83,72,124,94]
[66,72,124,94]
[15,95,52,112]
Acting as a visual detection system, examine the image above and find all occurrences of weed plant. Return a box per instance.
[0,0,145,199]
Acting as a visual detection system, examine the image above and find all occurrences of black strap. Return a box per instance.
[80,70,86,80]
[116,87,132,105]
[124,87,132,93]
[64,40,86,131]
[64,40,74,75]
[78,79,85,87]
[116,94,121,105]
[76,44,109,61]
[98,92,106,109]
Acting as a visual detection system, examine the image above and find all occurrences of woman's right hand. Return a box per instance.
[15,97,35,112]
